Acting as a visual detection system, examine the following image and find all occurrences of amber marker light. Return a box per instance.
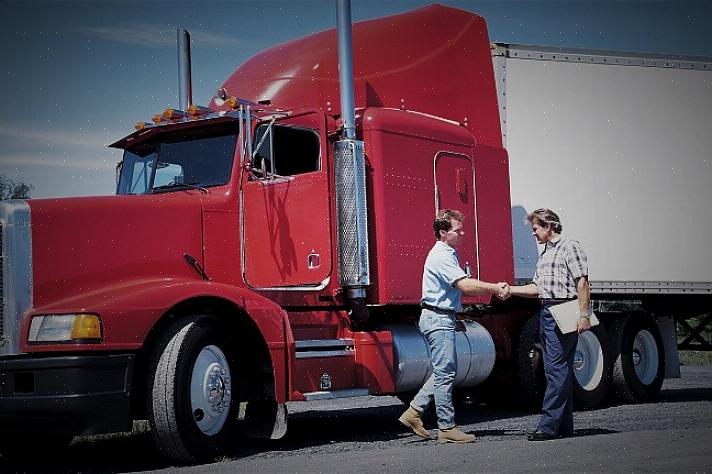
[225,96,239,109]
[134,121,150,130]
[152,114,163,124]
[186,104,213,118]
[71,314,102,340]
[163,108,186,120]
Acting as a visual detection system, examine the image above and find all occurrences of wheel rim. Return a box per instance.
[190,345,232,435]
[574,331,605,391]
[632,329,659,385]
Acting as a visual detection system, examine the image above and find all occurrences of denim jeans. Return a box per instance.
[410,309,457,429]
[538,305,578,436]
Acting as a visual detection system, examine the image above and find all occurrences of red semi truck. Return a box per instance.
[1,3,709,463]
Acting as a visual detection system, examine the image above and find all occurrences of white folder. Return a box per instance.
[548,300,600,334]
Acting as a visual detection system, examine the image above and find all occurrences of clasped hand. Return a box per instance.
[495,282,511,300]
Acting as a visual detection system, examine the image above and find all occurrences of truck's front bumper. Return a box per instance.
[0,353,134,436]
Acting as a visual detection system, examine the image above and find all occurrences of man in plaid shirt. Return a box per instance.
[510,208,591,441]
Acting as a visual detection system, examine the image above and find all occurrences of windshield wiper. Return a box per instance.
[150,182,209,194]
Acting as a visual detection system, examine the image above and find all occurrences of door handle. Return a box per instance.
[308,253,321,269]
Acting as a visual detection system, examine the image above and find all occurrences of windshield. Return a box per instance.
[117,122,237,195]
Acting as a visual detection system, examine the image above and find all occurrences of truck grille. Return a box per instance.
[0,221,4,340]
[0,200,32,355]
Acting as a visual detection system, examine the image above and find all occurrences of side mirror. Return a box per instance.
[115,161,123,192]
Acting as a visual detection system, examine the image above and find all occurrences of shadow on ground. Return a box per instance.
[1,384,709,473]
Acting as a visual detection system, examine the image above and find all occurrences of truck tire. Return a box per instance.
[515,313,545,407]
[610,313,665,403]
[573,324,611,409]
[146,315,237,463]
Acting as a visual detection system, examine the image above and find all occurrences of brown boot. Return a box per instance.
[437,426,476,444]
[398,406,432,439]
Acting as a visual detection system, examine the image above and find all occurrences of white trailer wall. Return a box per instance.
[493,45,712,293]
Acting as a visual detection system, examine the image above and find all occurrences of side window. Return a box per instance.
[153,162,184,187]
[253,125,274,175]
[253,124,320,177]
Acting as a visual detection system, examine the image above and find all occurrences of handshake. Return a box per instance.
[494,282,511,300]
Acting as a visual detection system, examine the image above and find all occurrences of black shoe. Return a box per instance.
[527,429,561,441]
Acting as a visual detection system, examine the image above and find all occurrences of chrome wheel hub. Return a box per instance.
[191,345,232,435]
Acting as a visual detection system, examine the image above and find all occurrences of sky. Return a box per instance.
[1,0,711,199]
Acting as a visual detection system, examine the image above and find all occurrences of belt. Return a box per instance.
[420,303,456,314]
[540,298,576,306]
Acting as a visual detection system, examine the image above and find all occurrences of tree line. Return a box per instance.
[0,174,33,200]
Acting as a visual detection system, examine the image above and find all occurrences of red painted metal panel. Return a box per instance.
[243,171,332,287]
[472,144,515,287]
[362,108,513,305]
[292,356,356,394]
[213,4,502,149]
[363,108,477,304]
[242,112,334,289]
[354,331,395,394]
[435,151,478,282]
[30,194,205,309]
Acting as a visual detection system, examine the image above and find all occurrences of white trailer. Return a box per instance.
[492,44,712,405]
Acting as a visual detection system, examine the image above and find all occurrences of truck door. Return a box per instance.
[434,151,479,278]
[242,111,332,288]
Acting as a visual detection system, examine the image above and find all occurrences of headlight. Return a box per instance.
[28,314,102,343]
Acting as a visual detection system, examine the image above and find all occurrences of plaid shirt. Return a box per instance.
[533,237,588,299]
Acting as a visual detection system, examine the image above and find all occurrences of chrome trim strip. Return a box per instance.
[591,281,712,294]
[302,388,369,400]
[493,43,712,70]
[295,350,354,359]
[515,278,712,294]
[295,338,354,349]
[250,276,331,292]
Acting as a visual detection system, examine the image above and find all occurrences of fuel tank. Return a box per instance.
[386,321,496,393]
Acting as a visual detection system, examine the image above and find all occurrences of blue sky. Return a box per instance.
[1,0,711,199]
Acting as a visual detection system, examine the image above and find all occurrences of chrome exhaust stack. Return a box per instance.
[334,0,370,329]
[177,28,193,110]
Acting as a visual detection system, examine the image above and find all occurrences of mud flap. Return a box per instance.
[243,400,288,439]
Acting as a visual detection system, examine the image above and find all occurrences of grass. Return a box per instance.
[679,350,712,366]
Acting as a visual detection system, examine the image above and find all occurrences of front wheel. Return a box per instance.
[573,324,611,409]
[610,313,665,403]
[147,315,237,463]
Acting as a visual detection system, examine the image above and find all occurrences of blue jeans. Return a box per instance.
[410,309,457,430]
[538,305,578,436]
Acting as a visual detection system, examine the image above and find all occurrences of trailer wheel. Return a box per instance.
[610,314,665,403]
[147,315,237,463]
[573,324,610,409]
[515,313,546,407]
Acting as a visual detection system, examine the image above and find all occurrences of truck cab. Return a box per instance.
[0,4,516,463]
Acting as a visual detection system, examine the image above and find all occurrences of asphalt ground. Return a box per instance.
[2,365,711,473]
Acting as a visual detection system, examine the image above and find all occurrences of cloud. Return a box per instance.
[0,153,117,171]
[0,124,118,150]
[0,124,119,173]
[80,21,256,49]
